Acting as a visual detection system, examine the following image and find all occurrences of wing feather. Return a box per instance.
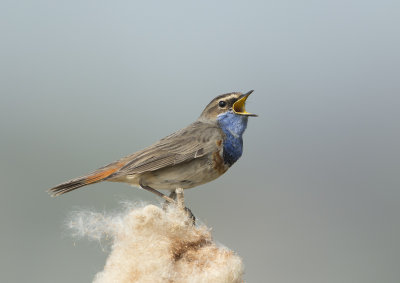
[109,121,223,177]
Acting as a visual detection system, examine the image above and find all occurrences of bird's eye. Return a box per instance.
[218,101,227,108]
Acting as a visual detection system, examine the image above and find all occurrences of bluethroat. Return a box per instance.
[49,91,257,206]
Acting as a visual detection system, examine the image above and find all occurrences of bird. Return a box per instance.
[48,90,257,204]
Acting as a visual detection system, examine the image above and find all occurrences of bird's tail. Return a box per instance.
[48,161,125,197]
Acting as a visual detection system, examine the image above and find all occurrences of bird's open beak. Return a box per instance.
[233,90,258,117]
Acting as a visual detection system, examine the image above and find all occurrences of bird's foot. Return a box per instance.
[183,206,196,224]
[175,188,196,224]
[163,188,195,224]
[139,182,195,224]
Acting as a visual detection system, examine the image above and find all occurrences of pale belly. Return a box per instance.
[112,155,228,190]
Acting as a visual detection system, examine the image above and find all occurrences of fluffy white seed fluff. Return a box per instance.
[68,203,244,283]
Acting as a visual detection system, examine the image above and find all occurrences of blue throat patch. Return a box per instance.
[217,111,248,166]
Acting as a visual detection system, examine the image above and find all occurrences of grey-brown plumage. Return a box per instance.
[49,91,256,197]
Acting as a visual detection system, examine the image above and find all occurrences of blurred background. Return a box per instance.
[1,0,399,282]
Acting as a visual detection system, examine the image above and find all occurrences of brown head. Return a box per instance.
[198,90,257,122]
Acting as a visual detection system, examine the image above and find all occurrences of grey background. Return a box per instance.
[1,1,400,282]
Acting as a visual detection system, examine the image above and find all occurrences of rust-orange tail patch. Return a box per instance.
[48,161,125,197]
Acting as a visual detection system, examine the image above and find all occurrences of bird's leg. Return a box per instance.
[175,188,196,224]
[139,181,175,204]
[162,191,177,210]
[175,188,184,209]
[161,188,195,224]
